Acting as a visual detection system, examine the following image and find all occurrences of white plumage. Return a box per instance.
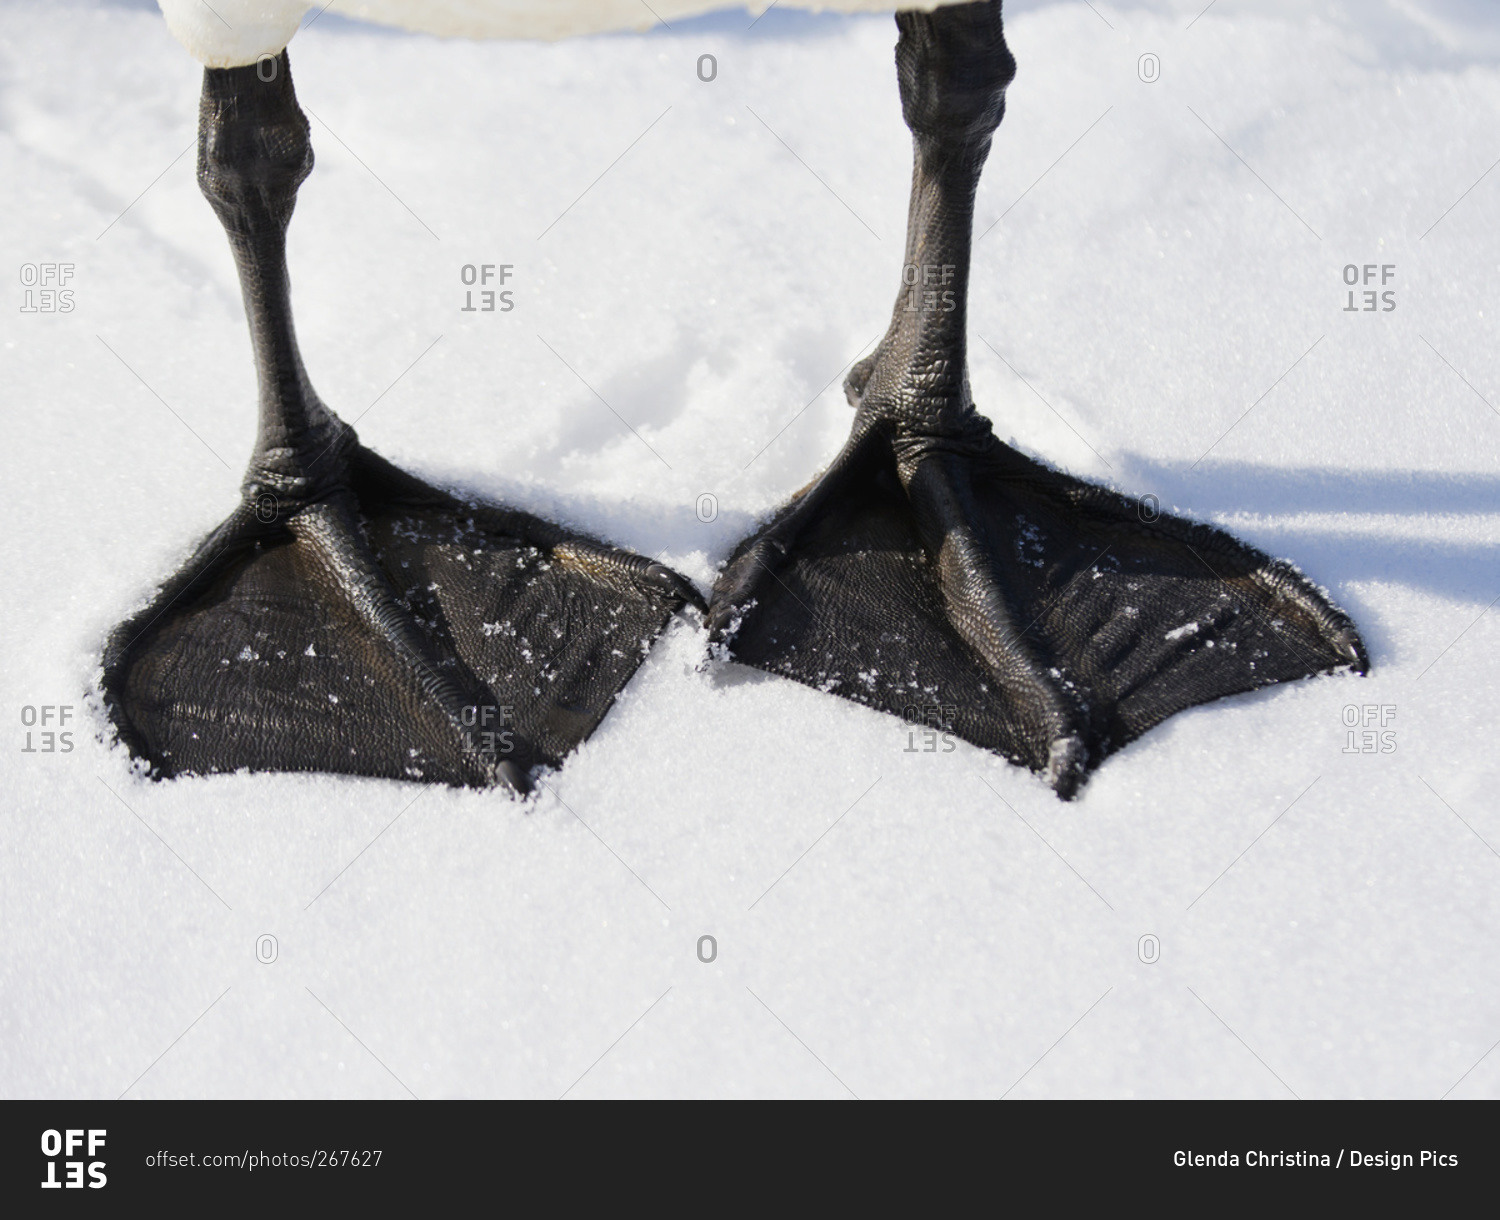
[159,0,973,67]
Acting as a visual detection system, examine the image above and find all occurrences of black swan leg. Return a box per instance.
[709,0,1366,799]
[102,53,697,793]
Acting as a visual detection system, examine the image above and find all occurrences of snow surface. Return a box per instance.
[3,0,1499,1099]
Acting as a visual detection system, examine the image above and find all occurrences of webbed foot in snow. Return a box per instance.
[707,1,1365,798]
[100,51,696,792]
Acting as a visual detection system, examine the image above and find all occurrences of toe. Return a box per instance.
[902,447,1092,776]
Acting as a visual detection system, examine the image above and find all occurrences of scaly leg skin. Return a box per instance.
[709,0,1366,800]
[102,54,699,793]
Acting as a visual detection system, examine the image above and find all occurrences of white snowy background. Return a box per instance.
[2,0,1498,1099]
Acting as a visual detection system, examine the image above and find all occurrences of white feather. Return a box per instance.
[158,0,973,66]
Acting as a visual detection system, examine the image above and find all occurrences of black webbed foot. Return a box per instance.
[104,444,695,792]
[709,404,1365,799]
[100,51,698,792]
[708,0,1365,799]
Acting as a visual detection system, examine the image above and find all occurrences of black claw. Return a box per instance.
[1336,628,1371,675]
[1045,735,1088,801]
[495,759,530,795]
[705,597,750,646]
[646,563,707,613]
